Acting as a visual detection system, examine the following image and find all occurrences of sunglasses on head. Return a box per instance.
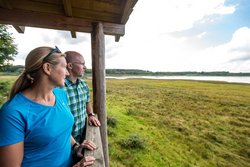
[43,46,61,60]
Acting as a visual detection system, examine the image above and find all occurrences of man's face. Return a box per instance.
[70,55,86,78]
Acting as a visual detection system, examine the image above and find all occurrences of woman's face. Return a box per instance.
[49,56,69,87]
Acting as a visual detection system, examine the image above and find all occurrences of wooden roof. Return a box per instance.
[0,0,138,41]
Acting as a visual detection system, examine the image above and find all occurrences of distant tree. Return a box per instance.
[0,24,18,69]
[1,64,24,73]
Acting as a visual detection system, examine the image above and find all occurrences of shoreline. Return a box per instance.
[104,75,250,84]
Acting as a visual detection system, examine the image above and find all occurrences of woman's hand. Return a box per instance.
[72,156,95,167]
[74,140,96,158]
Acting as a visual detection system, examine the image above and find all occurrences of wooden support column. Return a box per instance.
[91,22,109,167]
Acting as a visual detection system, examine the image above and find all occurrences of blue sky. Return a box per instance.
[10,0,250,72]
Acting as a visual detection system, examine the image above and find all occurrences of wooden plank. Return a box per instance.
[83,118,106,167]
[0,8,125,36]
[8,0,64,14]
[72,0,122,14]
[8,0,121,22]
[72,7,121,23]
[0,0,12,9]
[91,22,109,167]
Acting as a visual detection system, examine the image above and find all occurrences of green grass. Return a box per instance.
[0,76,17,106]
[1,77,249,166]
[104,79,250,167]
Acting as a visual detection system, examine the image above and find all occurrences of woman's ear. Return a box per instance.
[42,62,52,75]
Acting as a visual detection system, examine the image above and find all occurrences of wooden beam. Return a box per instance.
[62,0,76,39]
[103,22,125,36]
[115,35,120,42]
[0,8,125,36]
[70,31,76,38]
[12,25,25,33]
[62,0,73,16]
[0,1,26,34]
[91,22,109,167]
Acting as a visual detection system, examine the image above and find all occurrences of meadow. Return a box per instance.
[0,76,249,167]
[104,79,250,167]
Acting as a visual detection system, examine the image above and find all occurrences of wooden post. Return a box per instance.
[91,22,109,167]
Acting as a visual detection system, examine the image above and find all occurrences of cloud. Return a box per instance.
[64,32,89,45]
[192,26,250,72]
[226,27,250,63]
[229,54,250,62]
[111,0,243,72]
[9,0,249,72]
[197,32,207,38]
[228,27,250,51]
[105,36,121,59]
[10,27,92,65]
[131,0,236,36]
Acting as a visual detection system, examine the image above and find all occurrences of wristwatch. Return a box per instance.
[88,112,95,117]
[72,142,79,151]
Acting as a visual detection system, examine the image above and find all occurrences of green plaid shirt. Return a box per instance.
[64,78,90,143]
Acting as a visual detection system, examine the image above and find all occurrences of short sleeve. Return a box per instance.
[0,104,25,146]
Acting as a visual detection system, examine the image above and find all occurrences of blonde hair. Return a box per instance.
[9,46,65,99]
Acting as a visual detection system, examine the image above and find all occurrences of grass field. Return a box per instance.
[103,79,250,167]
[0,77,249,166]
[0,76,16,105]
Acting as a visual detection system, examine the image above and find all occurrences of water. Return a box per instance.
[106,76,250,84]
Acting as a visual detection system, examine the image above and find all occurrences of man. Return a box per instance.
[64,51,101,144]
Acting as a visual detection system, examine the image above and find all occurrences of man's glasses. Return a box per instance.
[72,62,86,66]
[43,46,61,60]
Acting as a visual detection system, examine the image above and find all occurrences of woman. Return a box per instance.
[0,46,95,167]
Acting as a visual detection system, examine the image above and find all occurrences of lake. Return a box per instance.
[106,76,250,84]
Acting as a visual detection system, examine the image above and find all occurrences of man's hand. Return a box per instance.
[88,116,101,126]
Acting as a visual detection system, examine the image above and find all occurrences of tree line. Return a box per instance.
[2,66,250,76]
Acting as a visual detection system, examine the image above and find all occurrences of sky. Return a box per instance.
[9,0,250,72]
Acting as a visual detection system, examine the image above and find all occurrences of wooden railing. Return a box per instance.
[73,116,106,167]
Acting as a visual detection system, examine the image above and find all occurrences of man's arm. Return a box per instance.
[86,102,101,126]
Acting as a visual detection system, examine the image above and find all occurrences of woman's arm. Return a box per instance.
[70,136,79,148]
[0,141,24,167]
[70,136,95,166]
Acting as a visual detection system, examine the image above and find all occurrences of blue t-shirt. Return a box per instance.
[0,88,74,167]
